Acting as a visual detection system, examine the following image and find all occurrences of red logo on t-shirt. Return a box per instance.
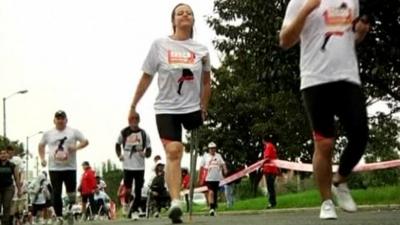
[168,50,195,65]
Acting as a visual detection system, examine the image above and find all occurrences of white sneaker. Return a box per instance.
[168,200,183,224]
[209,209,216,216]
[332,183,357,212]
[319,199,337,220]
[131,212,139,221]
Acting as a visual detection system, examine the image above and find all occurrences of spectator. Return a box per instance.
[261,136,279,209]
[150,163,170,217]
[181,168,190,212]
[78,161,96,220]
[96,176,107,192]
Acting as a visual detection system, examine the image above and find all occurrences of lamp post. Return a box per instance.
[26,131,43,179]
[2,89,28,138]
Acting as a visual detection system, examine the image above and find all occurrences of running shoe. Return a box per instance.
[319,199,337,220]
[332,183,357,212]
[168,200,183,224]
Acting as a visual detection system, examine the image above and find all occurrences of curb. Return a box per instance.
[209,204,400,216]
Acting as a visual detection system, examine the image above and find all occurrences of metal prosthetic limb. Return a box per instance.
[188,129,199,222]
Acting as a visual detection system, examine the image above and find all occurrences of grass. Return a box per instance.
[192,185,400,212]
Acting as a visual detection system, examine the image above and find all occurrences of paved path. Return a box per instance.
[76,207,399,225]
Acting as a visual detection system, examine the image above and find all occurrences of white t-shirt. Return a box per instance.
[117,129,151,170]
[39,127,86,171]
[94,190,109,202]
[200,153,225,182]
[142,37,211,114]
[10,156,24,174]
[28,175,50,205]
[282,0,360,90]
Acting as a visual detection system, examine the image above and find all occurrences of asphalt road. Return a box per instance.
[77,207,399,225]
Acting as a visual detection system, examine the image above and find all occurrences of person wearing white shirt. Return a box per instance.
[128,3,211,224]
[38,110,89,225]
[199,142,227,216]
[280,0,370,220]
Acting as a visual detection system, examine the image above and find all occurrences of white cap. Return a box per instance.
[208,142,217,148]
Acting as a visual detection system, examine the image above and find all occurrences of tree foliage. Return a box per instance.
[101,160,123,206]
[197,0,400,190]
[0,136,25,156]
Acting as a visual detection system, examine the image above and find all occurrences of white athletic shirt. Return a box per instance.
[94,190,109,202]
[10,156,24,174]
[116,130,151,170]
[39,127,86,171]
[200,153,225,182]
[142,37,211,114]
[282,0,361,90]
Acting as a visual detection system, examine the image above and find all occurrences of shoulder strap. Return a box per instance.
[120,127,132,148]
[140,129,146,150]
[121,127,147,149]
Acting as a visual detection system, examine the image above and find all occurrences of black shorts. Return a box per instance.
[156,110,203,142]
[205,181,220,193]
[32,203,50,216]
[301,81,367,140]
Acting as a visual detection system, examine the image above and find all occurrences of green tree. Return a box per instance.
[102,169,123,207]
[0,136,25,156]
[100,159,123,206]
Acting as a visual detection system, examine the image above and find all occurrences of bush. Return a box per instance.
[348,168,400,189]
[234,177,264,200]
[102,169,123,207]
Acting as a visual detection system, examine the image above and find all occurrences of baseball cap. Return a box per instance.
[54,110,67,118]
[208,142,217,148]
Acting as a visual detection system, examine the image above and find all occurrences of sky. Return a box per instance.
[0,0,218,182]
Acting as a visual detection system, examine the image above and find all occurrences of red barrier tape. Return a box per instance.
[183,158,400,194]
[182,159,265,194]
[271,159,400,173]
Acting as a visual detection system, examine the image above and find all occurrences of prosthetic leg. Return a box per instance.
[188,129,199,222]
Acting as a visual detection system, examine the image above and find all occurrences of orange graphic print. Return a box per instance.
[168,50,195,65]
[321,2,354,51]
[323,2,353,35]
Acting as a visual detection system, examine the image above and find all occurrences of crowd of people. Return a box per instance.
[1,0,372,224]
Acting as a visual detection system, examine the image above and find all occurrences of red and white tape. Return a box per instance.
[271,159,400,173]
[182,158,400,194]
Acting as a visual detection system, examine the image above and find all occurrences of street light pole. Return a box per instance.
[26,131,43,180]
[2,97,5,138]
[2,89,28,138]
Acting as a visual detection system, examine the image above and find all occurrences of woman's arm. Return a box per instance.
[129,73,154,118]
